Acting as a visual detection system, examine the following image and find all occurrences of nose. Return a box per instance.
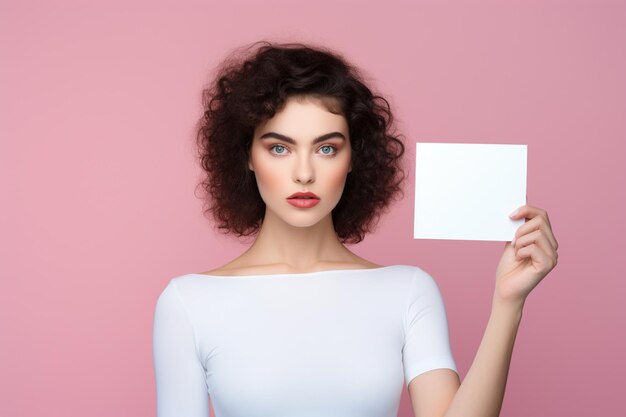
[293,153,315,185]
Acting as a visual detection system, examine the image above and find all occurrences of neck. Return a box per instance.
[243,209,350,271]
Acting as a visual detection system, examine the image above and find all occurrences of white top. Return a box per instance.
[152,264,457,417]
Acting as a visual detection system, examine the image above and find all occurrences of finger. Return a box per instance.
[511,211,558,250]
[510,204,552,229]
[515,241,557,274]
[510,205,559,249]
[513,229,557,263]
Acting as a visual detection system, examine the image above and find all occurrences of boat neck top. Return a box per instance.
[153,264,457,417]
[190,264,397,278]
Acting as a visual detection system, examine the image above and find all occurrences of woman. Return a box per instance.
[153,41,559,417]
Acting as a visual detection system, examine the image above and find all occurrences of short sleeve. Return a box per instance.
[402,270,458,386]
[152,279,209,417]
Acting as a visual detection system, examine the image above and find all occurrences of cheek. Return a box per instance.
[253,159,285,197]
[329,171,347,190]
[325,162,351,196]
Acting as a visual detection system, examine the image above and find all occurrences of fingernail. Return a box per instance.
[509,209,519,218]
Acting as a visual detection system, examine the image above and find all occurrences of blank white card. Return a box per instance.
[414,142,527,241]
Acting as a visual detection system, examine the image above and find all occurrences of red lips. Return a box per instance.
[286,191,320,208]
[287,191,319,199]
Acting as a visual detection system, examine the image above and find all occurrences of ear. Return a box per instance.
[248,158,254,171]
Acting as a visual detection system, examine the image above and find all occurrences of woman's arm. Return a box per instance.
[153,279,210,417]
[409,205,558,417]
[409,299,522,417]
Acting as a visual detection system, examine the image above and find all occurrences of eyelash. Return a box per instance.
[268,144,338,157]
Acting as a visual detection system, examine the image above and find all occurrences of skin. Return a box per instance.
[204,95,560,417]
[205,95,380,276]
[408,205,559,417]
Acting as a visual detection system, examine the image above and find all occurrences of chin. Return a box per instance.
[264,204,335,229]
[279,210,333,229]
[284,216,326,229]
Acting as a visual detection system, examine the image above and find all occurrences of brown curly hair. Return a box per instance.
[195,40,406,244]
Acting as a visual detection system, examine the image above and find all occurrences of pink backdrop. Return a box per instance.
[2,1,624,416]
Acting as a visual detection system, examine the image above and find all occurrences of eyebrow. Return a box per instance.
[259,131,346,145]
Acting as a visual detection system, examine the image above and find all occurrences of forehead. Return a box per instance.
[255,96,348,136]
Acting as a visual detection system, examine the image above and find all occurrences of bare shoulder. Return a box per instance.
[198,265,274,276]
[324,252,383,270]
[319,259,384,271]
[198,260,252,276]
[198,257,383,277]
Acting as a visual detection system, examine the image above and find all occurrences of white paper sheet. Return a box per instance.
[414,142,527,241]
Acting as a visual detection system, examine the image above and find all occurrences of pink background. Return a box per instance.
[2,1,624,416]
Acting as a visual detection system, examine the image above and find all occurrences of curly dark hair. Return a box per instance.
[195,40,406,244]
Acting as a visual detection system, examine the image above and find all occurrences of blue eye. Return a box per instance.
[320,145,336,155]
[270,145,288,155]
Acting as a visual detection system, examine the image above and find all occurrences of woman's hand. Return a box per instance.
[494,204,559,308]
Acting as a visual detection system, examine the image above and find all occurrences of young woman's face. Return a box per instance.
[248,96,352,229]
